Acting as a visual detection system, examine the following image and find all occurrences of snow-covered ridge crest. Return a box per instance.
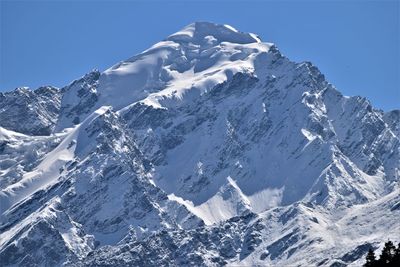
[98,22,272,112]
[166,21,262,44]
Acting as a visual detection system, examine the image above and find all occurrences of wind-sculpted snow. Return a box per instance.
[0,22,399,266]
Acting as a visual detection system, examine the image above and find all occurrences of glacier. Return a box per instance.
[0,22,399,266]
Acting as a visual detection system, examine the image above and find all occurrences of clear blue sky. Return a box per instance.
[1,0,399,110]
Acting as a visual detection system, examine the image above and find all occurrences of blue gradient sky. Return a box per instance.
[1,0,399,110]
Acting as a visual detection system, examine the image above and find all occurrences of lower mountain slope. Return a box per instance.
[0,108,201,266]
[75,189,400,267]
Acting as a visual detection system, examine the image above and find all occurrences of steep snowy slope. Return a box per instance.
[0,127,65,190]
[0,107,201,266]
[121,41,398,223]
[0,22,399,266]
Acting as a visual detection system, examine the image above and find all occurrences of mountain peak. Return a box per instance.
[167,21,261,44]
[1,22,399,267]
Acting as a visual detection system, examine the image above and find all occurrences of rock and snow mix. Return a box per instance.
[0,22,399,266]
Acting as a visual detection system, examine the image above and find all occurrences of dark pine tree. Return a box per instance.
[392,243,400,266]
[378,240,396,265]
[364,248,377,267]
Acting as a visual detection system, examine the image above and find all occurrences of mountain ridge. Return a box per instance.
[0,22,399,266]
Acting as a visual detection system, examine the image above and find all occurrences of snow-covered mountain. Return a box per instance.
[0,22,399,266]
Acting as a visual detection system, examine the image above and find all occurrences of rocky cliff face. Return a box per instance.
[0,22,399,266]
[0,86,61,135]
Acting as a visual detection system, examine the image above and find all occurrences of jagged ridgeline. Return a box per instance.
[0,22,399,266]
